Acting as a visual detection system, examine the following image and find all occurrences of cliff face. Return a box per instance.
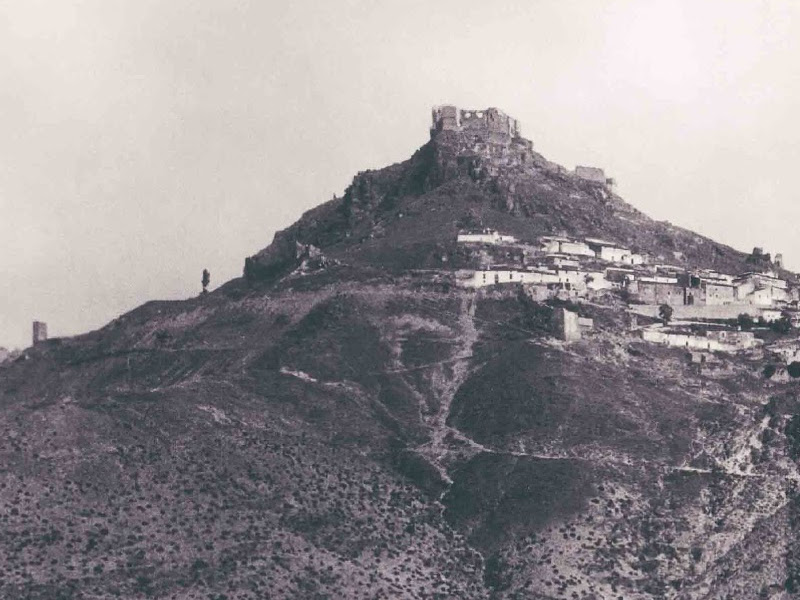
[2,110,800,599]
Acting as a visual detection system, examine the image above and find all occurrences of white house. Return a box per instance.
[584,271,613,291]
[457,229,517,245]
[642,328,759,352]
[540,236,595,257]
[585,238,645,265]
[734,272,790,306]
[461,266,589,289]
[541,254,581,269]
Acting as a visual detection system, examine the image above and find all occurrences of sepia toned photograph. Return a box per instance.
[2,1,800,598]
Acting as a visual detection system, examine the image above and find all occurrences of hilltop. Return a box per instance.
[247,105,768,282]
[2,107,800,599]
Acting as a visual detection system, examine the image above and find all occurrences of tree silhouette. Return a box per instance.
[737,313,754,330]
[658,304,673,325]
[202,269,210,294]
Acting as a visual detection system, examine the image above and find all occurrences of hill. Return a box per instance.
[248,106,766,281]
[2,106,800,599]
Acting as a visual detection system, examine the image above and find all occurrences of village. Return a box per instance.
[454,228,800,361]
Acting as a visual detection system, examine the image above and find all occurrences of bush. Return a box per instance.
[658,304,673,325]
[786,415,800,460]
[772,315,793,334]
[737,313,754,331]
[763,364,777,379]
[788,362,800,378]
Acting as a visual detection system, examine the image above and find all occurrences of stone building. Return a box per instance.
[586,239,645,265]
[32,321,47,345]
[463,267,584,289]
[630,276,685,305]
[554,308,581,342]
[431,105,520,144]
[574,166,606,184]
[734,272,790,306]
[682,272,736,306]
[539,236,595,258]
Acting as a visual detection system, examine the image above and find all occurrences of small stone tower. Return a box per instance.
[32,321,48,345]
[775,253,784,269]
[553,308,581,342]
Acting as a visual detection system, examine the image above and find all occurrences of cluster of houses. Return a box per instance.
[456,229,793,308]
[455,229,800,356]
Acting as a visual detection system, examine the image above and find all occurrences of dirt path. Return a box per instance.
[410,296,481,483]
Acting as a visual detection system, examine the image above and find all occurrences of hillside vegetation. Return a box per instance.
[2,121,800,599]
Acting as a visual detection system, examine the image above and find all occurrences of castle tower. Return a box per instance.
[775,253,784,269]
[32,321,48,345]
[431,105,460,133]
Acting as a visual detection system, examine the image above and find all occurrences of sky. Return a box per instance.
[2,0,800,349]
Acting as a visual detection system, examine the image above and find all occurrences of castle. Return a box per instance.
[431,105,521,145]
[430,105,612,187]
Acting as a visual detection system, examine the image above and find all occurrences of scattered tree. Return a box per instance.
[788,362,800,379]
[244,257,255,286]
[772,313,793,335]
[785,413,800,459]
[658,304,673,325]
[456,209,483,231]
[201,269,210,294]
[737,313,754,330]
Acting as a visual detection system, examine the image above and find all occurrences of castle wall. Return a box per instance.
[575,165,606,183]
[432,106,519,144]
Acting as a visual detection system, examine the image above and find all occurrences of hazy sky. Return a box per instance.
[2,0,799,348]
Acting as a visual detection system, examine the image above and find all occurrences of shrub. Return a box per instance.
[786,414,800,460]
[788,362,800,378]
[658,304,673,325]
[763,364,777,379]
[772,315,793,334]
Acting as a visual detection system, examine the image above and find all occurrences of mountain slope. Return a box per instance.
[248,126,761,280]
[2,110,800,599]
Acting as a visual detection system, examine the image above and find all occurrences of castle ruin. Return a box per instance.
[430,105,612,188]
[431,105,521,145]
